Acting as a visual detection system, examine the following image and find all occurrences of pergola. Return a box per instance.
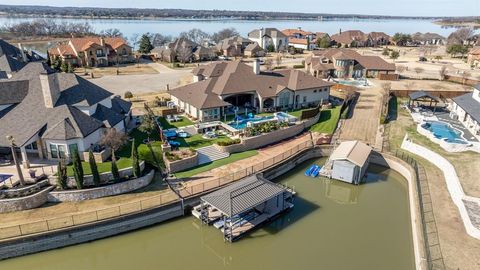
[408,91,441,113]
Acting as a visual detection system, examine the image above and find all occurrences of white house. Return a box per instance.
[450,84,480,140]
[0,62,132,168]
[168,60,333,122]
[248,28,288,52]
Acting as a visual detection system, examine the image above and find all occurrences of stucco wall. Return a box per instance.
[164,152,198,173]
[0,186,55,213]
[47,169,154,202]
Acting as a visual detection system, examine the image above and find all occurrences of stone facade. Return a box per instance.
[164,152,198,173]
[47,169,154,202]
[0,186,54,213]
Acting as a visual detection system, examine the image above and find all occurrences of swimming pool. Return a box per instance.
[229,116,275,130]
[421,121,467,144]
[335,79,370,87]
[0,174,13,183]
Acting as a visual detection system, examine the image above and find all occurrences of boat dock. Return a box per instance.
[192,174,294,242]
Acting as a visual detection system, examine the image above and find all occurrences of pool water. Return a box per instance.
[0,174,13,183]
[229,115,275,130]
[421,121,467,144]
[335,79,369,87]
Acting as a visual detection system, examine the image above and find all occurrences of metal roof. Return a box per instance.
[330,140,372,167]
[201,175,286,217]
[408,91,440,102]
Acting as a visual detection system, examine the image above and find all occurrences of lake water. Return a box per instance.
[0,16,460,40]
[0,158,415,270]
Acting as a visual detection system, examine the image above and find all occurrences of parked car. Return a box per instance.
[218,55,229,61]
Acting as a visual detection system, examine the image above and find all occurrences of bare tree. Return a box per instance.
[179,28,210,44]
[130,33,140,51]
[447,27,474,45]
[413,67,424,78]
[151,33,173,46]
[439,66,448,81]
[380,82,392,115]
[100,128,128,161]
[211,28,240,43]
[396,65,406,74]
[99,28,123,37]
[177,46,193,66]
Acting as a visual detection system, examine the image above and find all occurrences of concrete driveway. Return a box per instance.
[88,63,193,96]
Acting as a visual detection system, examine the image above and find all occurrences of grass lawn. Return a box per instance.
[175,134,234,149]
[309,106,342,134]
[67,158,132,177]
[158,116,194,129]
[174,150,258,179]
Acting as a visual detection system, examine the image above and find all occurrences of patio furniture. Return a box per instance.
[178,131,190,138]
[173,115,181,122]
[167,115,175,122]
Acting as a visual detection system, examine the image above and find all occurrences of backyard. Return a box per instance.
[309,106,342,134]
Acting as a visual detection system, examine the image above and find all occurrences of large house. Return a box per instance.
[48,36,134,67]
[0,39,43,78]
[450,84,480,140]
[168,61,333,122]
[151,37,216,63]
[282,28,317,50]
[215,36,254,57]
[411,32,446,46]
[248,28,288,52]
[467,46,480,68]
[330,30,391,47]
[0,62,132,168]
[305,48,396,79]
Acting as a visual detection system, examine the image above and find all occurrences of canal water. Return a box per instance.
[0,158,415,270]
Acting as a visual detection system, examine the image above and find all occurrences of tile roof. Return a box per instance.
[49,36,130,58]
[282,28,313,37]
[0,62,130,146]
[288,38,309,45]
[170,61,333,109]
[201,175,286,217]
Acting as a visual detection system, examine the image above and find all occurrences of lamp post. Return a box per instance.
[6,135,25,186]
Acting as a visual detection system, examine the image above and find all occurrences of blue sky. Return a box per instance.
[5,0,479,17]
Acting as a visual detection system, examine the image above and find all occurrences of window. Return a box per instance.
[50,144,66,159]
[303,96,307,103]
[122,48,127,55]
[26,142,38,150]
[68,144,78,156]
[314,90,317,93]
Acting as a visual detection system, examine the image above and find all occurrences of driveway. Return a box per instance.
[88,63,193,96]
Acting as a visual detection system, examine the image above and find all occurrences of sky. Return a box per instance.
[4,0,479,17]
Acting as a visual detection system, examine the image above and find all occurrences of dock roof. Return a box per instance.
[330,140,372,167]
[201,175,286,217]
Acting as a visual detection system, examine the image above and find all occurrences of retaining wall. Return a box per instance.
[47,170,155,202]
[0,186,55,213]
[164,152,198,173]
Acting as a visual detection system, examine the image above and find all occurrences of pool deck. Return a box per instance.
[435,111,478,142]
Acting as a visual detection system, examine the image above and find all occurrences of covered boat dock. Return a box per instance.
[198,175,294,242]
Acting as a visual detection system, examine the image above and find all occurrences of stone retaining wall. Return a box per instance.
[0,180,49,198]
[47,170,155,202]
[0,186,55,213]
[164,152,198,173]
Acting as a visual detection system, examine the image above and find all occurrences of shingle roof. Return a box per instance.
[0,62,128,146]
[0,80,28,105]
[92,104,124,127]
[248,28,287,39]
[453,90,480,123]
[330,140,372,167]
[244,43,263,52]
[170,61,333,109]
[331,30,369,44]
[49,36,131,58]
[0,54,26,73]
[310,48,395,71]
[408,90,440,101]
[0,39,22,59]
[201,175,286,217]
[111,96,132,114]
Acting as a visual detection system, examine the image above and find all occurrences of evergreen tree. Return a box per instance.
[88,150,101,186]
[46,50,51,67]
[60,61,68,73]
[72,149,84,189]
[138,34,154,54]
[316,37,330,48]
[131,139,141,177]
[56,160,68,189]
[67,62,74,73]
[111,158,120,182]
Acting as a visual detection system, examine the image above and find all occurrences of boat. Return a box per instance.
[311,165,322,177]
[305,165,319,177]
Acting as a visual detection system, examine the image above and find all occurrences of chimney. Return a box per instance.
[253,59,260,75]
[40,71,60,108]
[340,28,342,34]
[100,37,105,47]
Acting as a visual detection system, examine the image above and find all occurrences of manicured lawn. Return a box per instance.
[173,134,235,149]
[309,106,342,134]
[66,158,132,177]
[174,150,258,179]
[158,116,194,129]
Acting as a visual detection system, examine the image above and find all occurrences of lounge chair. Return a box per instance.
[173,115,181,122]
[166,115,174,122]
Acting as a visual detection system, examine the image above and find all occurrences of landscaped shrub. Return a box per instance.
[111,159,120,182]
[72,149,84,189]
[217,138,241,146]
[88,150,101,186]
[131,139,141,178]
[56,161,68,190]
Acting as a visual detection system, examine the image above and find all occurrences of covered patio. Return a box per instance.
[408,91,442,115]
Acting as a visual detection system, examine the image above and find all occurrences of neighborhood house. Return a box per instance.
[450,84,480,140]
[0,62,132,168]
[48,36,134,67]
[151,37,216,63]
[248,28,288,52]
[168,60,333,122]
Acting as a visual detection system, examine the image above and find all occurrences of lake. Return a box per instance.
[0,16,461,40]
[0,158,415,270]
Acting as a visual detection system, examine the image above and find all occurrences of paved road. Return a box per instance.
[88,63,192,96]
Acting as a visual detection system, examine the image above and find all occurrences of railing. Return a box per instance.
[0,139,314,241]
[176,139,314,198]
[0,190,180,240]
[393,150,446,270]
